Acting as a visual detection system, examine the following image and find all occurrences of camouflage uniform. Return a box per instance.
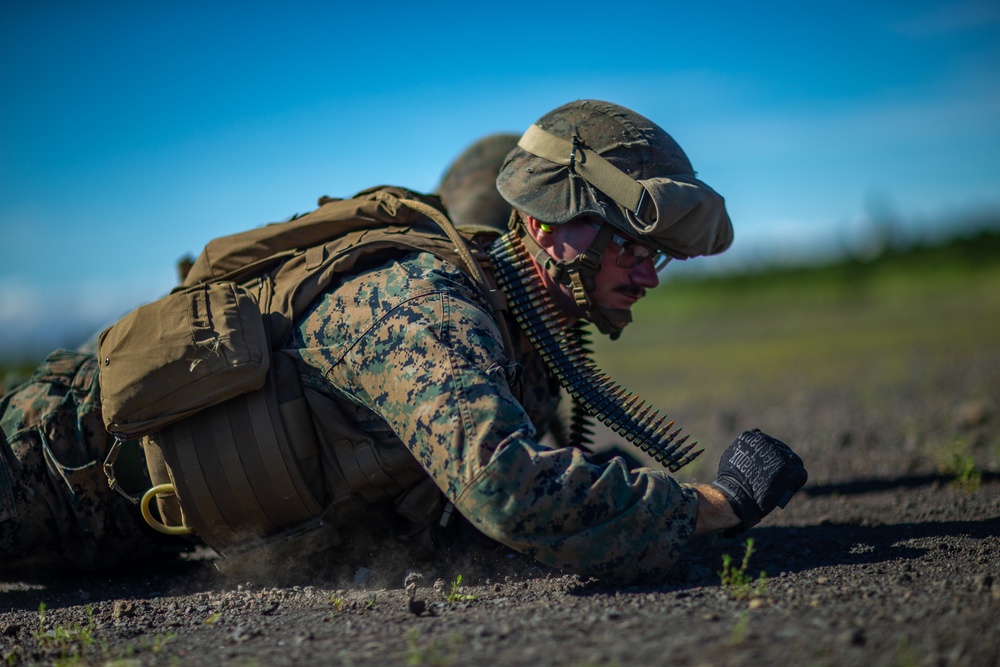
[285,251,699,580]
[0,350,165,570]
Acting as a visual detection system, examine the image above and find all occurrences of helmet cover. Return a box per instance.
[497,100,733,259]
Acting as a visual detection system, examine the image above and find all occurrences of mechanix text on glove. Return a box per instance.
[711,429,808,537]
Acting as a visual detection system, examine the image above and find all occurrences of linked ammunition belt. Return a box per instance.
[488,231,702,472]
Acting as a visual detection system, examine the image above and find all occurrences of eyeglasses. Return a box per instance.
[588,222,670,271]
[609,232,671,271]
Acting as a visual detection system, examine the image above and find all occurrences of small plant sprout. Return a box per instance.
[34,602,97,658]
[446,574,476,604]
[730,610,751,644]
[719,538,768,600]
[938,437,982,492]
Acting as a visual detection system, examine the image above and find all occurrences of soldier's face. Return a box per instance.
[527,216,660,327]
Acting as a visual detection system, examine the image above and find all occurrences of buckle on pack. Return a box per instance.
[103,436,139,505]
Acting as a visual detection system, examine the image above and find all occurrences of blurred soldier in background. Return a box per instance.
[437,132,521,236]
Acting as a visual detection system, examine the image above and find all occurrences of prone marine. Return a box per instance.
[0,100,807,582]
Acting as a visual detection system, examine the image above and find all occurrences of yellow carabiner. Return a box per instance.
[140,484,193,535]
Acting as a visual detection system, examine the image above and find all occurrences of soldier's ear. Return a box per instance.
[524,215,556,249]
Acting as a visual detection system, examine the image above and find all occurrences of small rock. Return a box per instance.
[112,600,135,621]
[849,543,875,555]
[230,625,260,643]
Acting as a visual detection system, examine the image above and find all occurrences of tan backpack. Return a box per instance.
[98,186,511,557]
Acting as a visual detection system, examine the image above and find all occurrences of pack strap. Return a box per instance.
[397,197,494,294]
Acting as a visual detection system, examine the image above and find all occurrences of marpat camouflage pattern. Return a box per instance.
[0,350,165,569]
[285,251,699,580]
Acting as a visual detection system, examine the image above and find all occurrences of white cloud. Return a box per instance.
[0,274,170,358]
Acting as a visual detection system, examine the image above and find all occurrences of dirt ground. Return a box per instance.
[2,320,999,666]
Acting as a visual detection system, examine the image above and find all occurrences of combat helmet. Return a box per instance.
[437,133,520,236]
[497,99,733,336]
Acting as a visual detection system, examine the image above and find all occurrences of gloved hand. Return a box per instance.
[711,429,807,537]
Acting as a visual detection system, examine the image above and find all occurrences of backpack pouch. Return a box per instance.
[98,281,270,440]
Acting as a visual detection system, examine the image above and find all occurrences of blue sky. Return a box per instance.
[2,1,999,356]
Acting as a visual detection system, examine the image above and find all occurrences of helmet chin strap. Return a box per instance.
[515,219,630,340]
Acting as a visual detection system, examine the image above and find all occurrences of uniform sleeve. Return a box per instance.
[323,262,699,581]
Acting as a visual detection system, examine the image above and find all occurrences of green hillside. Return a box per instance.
[599,227,1000,386]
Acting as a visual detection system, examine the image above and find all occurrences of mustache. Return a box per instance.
[613,283,645,299]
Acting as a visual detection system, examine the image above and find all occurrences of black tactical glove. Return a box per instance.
[712,429,807,537]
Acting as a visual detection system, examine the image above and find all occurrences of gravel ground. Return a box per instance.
[2,324,998,666]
